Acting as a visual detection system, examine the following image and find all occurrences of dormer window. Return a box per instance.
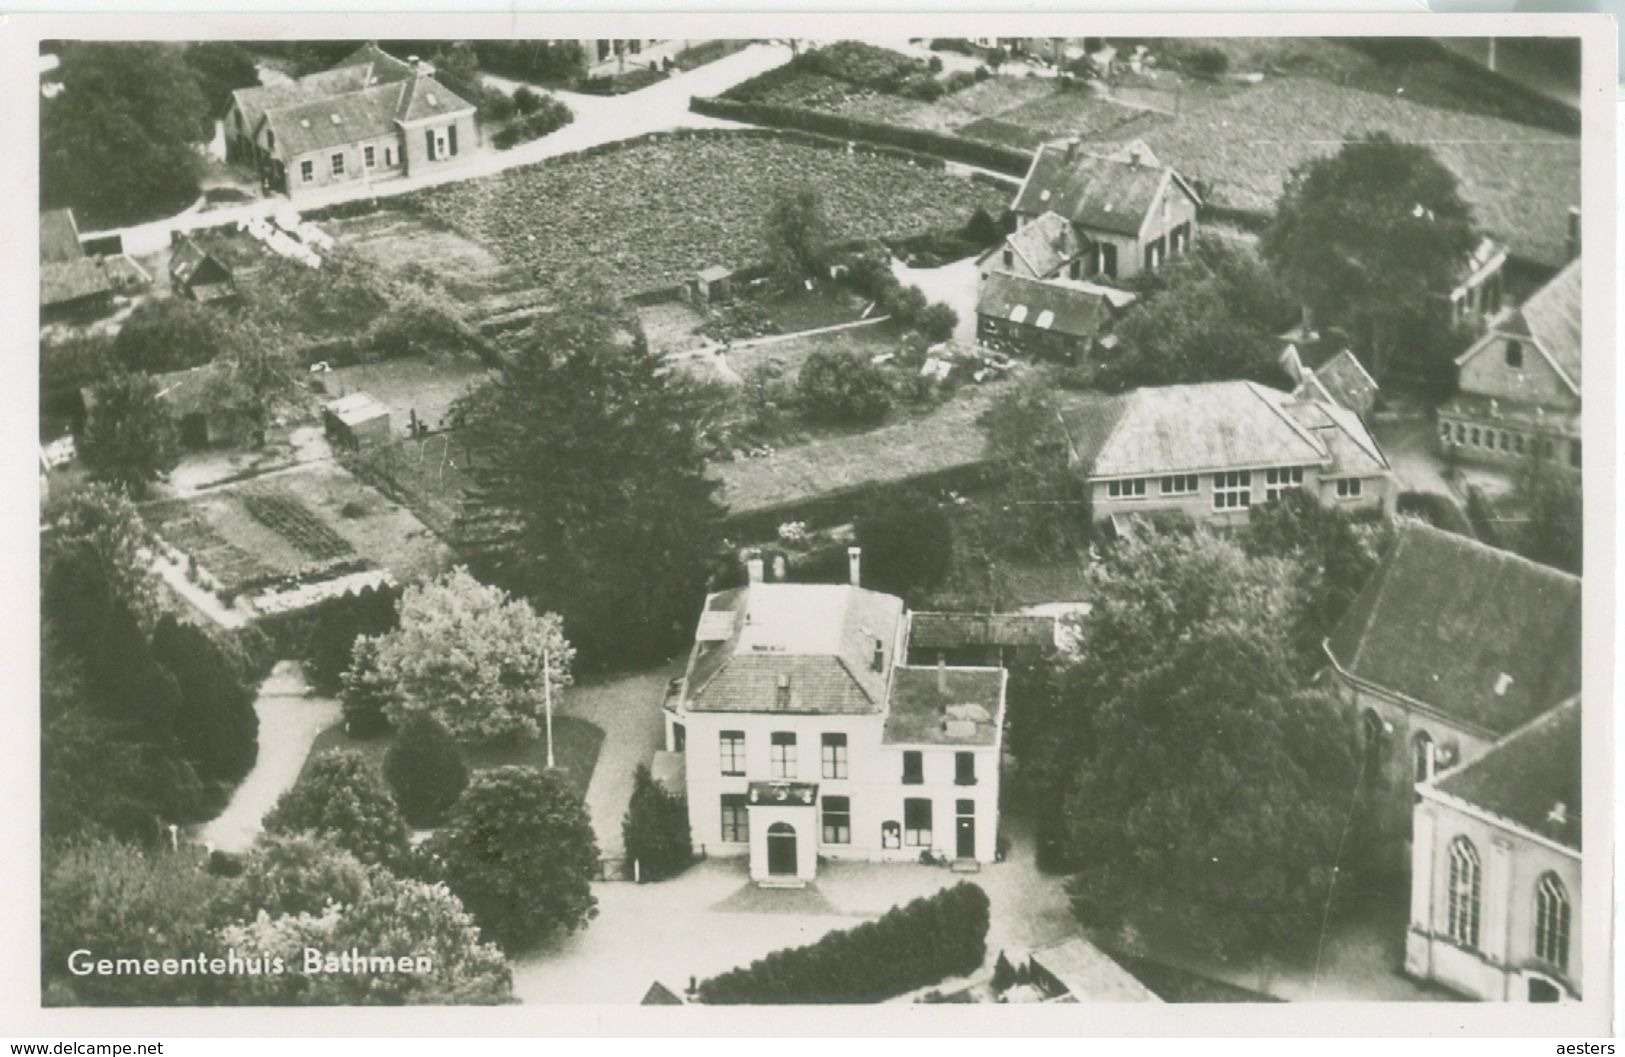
[775,674,791,709]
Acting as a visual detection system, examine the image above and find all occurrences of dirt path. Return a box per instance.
[195,661,341,854]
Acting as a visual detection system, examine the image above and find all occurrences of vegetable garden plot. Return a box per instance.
[143,499,280,595]
[239,490,357,562]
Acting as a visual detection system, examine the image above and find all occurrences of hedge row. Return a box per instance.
[690,95,1034,178]
[696,882,991,1003]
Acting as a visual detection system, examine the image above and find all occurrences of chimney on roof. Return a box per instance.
[871,636,885,673]
[1065,136,1081,160]
[1548,801,1568,826]
[746,554,764,584]
[937,654,947,693]
[848,546,862,587]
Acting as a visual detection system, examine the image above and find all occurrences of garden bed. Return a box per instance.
[301,713,606,805]
[404,130,1009,297]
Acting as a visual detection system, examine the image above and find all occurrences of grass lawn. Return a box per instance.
[323,354,492,436]
[300,713,606,806]
[406,132,1009,297]
[924,484,1096,612]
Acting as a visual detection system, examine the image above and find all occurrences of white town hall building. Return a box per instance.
[661,550,1009,885]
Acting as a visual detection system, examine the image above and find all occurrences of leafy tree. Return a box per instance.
[852,490,953,603]
[182,42,260,130]
[149,615,259,782]
[384,714,469,826]
[41,482,160,624]
[42,42,209,226]
[981,373,1090,556]
[797,345,894,425]
[424,766,599,950]
[512,84,542,114]
[215,837,512,1005]
[1245,489,1393,674]
[304,584,401,696]
[112,297,230,374]
[1510,462,1582,575]
[621,765,692,881]
[918,302,959,343]
[360,567,572,743]
[454,275,723,669]
[367,286,488,362]
[78,371,179,498]
[1055,533,1359,960]
[1106,238,1295,391]
[764,186,831,281]
[339,634,397,738]
[42,841,226,1005]
[201,319,305,447]
[1262,132,1478,381]
[218,833,372,920]
[263,750,411,867]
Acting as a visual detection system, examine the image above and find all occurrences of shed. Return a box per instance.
[323,392,393,450]
[40,209,85,264]
[1027,937,1160,1002]
[170,236,237,303]
[688,265,733,305]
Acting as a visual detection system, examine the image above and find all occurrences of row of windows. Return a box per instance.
[1446,837,1571,973]
[718,795,975,849]
[719,732,974,784]
[1441,421,1580,468]
[1264,465,1305,503]
[297,125,460,184]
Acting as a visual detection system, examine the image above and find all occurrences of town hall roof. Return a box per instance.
[1432,696,1581,851]
[681,583,905,715]
[1326,522,1581,738]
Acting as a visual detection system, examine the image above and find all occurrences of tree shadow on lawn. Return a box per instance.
[298,714,606,803]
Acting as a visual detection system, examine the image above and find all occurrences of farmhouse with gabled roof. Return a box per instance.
[225,42,477,201]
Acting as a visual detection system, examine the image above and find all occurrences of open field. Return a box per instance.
[405,132,1010,296]
[324,354,493,436]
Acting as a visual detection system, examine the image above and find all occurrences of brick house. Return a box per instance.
[226,43,477,202]
[975,271,1131,363]
[1437,258,1581,474]
[1010,139,1200,284]
[1407,697,1580,1002]
[1058,380,1394,530]
[1322,522,1581,873]
[662,550,1008,885]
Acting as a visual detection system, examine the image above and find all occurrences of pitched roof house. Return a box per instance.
[40,207,149,321]
[665,552,1011,884]
[1057,379,1393,529]
[169,236,236,303]
[1011,138,1201,283]
[1279,344,1380,417]
[226,43,478,201]
[1438,258,1581,473]
[976,211,1088,283]
[975,271,1123,362]
[1408,697,1582,1001]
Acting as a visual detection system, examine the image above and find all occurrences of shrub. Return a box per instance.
[881,283,929,329]
[305,584,400,696]
[1183,46,1230,78]
[797,345,894,425]
[512,84,542,115]
[112,297,229,374]
[943,69,977,94]
[340,635,397,737]
[491,93,574,150]
[383,714,469,827]
[148,615,259,783]
[697,882,991,1003]
[263,749,411,867]
[927,55,944,74]
[918,302,959,343]
[621,764,693,881]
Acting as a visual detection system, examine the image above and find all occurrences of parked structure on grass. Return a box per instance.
[1323,521,1581,872]
[225,42,477,201]
[975,271,1132,363]
[169,236,237,304]
[1010,138,1200,284]
[322,392,393,451]
[1437,258,1581,474]
[1058,379,1394,531]
[663,549,1012,885]
[1408,696,1580,1002]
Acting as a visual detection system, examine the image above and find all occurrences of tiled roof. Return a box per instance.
[169,236,231,287]
[1059,381,1330,479]
[1326,522,1580,737]
[1282,397,1389,477]
[334,42,416,84]
[231,66,375,133]
[264,83,404,158]
[908,611,1056,649]
[1003,211,1087,278]
[1029,937,1161,1002]
[682,583,904,714]
[1433,697,1580,850]
[41,254,147,307]
[1296,349,1378,416]
[395,74,474,124]
[1013,140,1195,237]
[881,666,1006,746]
[40,208,83,263]
[1513,258,1581,392]
[976,271,1111,339]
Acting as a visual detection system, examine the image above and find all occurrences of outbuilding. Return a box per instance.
[323,392,393,451]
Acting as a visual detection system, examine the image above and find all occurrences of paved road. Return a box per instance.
[84,42,797,256]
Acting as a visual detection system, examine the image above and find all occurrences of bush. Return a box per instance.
[263,749,411,867]
[943,69,977,94]
[927,55,944,74]
[340,635,397,738]
[797,345,894,425]
[697,882,991,1003]
[148,615,259,783]
[918,302,959,343]
[383,714,469,826]
[491,93,574,150]
[1183,46,1231,78]
[304,584,400,696]
[512,84,542,115]
[112,297,229,374]
[621,764,693,881]
[881,283,929,329]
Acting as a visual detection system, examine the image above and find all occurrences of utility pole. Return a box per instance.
[543,647,556,770]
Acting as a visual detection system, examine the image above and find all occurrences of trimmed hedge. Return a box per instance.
[696,882,991,1003]
[690,95,1033,178]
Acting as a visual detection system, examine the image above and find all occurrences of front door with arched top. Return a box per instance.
[766,822,798,876]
